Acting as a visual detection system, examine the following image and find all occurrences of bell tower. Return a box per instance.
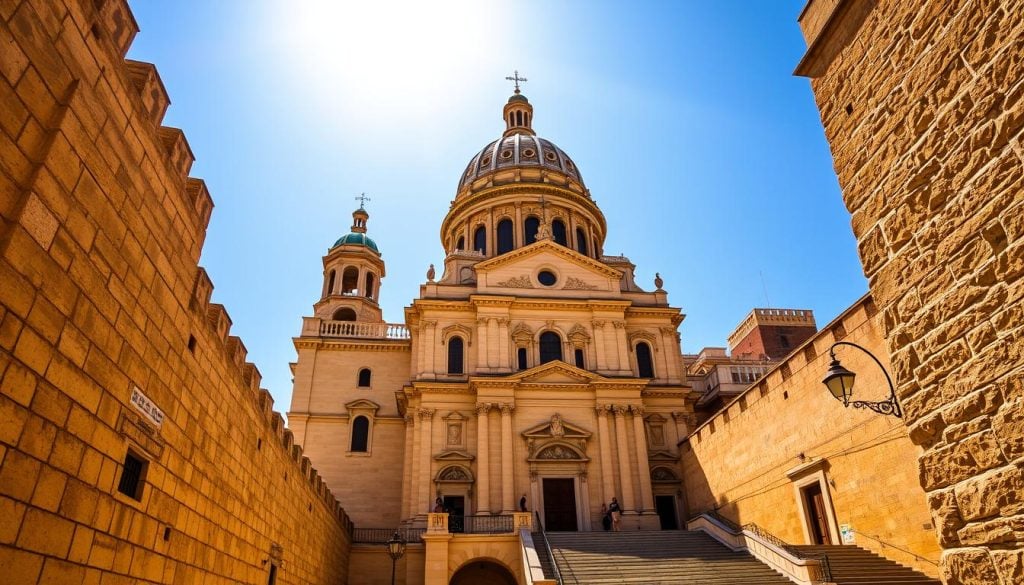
[315,201,385,323]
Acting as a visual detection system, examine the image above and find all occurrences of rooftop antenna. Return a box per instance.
[505,70,527,94]
[759,270,771,308]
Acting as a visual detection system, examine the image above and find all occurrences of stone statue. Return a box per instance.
[654,272,663,290]
[550,414,565,437]
[427,264,435,282]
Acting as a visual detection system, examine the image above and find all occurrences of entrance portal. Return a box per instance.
[802,483,832,544]
[449,560,516,585]
[542,478,578,531]
[444,496,465,533]
[655,495,678,530]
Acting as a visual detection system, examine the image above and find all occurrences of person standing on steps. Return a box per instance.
[608,497,622,532]
[601,503,612,531]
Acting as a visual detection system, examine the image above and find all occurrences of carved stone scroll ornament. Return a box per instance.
[496,275,533,288]
[651,467,678,482]
[537,445,577,460]
[439,466,470,481]
[564,277,598,290]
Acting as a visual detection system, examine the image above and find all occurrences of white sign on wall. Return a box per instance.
[130,385,165,429]
[839,524,855,544]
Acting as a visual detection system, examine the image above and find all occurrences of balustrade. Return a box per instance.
[319,320,410,339]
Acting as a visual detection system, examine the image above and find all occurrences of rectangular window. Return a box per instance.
[117,450,147,500]
[517,347,528,370]
[574,348,585,369]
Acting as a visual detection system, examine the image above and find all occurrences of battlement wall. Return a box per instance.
[0,1,350,583]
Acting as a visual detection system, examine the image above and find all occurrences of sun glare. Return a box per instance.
[273,1,501,129]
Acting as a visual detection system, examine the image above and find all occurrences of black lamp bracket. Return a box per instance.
[828,341,903,418]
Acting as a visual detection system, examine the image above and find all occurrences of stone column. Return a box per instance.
[402,414,416,519]
[613,405,636,511]
[514,203,523,248]
[423,320,437,378]
[500,403,516,513]
[614,321,630,375]
[497,318,510,372]
[476,317,489,373]
[418,408,435,513]
[671,411,688,450]
[595,405,616,506]
[475,403,492,514]
[487,317,499,368]
[632,406,655,513]
[592,320,607,372]
[410,412,422,517]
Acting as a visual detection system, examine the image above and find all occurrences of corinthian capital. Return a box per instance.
[612,320,626,329]
[631,405,646,417]
[475,402,492,416]
[417,407,436,420]
[499,403,515,415]
[612,405,629,416]
[595,405,610,417]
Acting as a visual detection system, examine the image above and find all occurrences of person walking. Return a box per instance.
[608,497,622,531]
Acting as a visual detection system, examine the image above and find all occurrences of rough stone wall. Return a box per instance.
[682,296,941,576]
[796,0,1024,583]
[0,1,351,583]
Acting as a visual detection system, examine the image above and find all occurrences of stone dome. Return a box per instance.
[457,133,584,193]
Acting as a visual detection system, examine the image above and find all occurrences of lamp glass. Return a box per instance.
[823,360,856,404]
[386,533,405,560]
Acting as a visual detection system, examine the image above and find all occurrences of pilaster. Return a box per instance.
[595,405,616,507]
[632,406,655,512]
[475,402,492,514]
[500,403,516,513]
[418,408,435,514]
[612,405,636,512]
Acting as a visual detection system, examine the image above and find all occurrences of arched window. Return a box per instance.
[576,228,588,256]
[333,307,357,321]
[539,332,563,364]
[448,337,465,375]
[516,111,523,126]
[552,219,568,246]
[341,267,359,294]
[524,217,539,245]
[351,416,369,452]
[636,342,654,378]
[456,236,465,251]
[365,273,375,298]
[473,226,486,254]
[517,347,528,370]
[326,270,336,296]
[357,368,371,387]
[496,219,514,254]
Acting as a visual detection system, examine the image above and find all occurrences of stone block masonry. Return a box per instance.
[797,0,1024,583]
[0,1,351,584]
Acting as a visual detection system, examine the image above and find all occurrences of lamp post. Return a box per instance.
[385,530,406,585]
[822,341,902,418]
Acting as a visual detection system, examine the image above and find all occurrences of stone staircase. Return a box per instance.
[531,530,558,580]
[544,531,792,584]
[789,544,941,585]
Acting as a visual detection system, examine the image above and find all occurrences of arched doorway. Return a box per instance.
[449,560,516,585]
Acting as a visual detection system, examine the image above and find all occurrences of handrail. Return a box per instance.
[741,523,832,583]
[534,511,563,585]
[851,529,939,566]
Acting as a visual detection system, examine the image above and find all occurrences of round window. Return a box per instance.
[537,270,557,286]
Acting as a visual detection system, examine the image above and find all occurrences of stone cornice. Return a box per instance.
[292,338,412,352]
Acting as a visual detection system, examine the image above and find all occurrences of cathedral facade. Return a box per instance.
[286,89,696,545]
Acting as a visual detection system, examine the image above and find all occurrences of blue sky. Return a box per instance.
[126,1,866,411]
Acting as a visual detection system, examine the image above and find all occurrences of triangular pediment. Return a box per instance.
[474,240,622,293]
[522,414,593,439]
[648,449,680,462]
[434,449,475,462]
[344,399,380,412]
[510,360,604,385]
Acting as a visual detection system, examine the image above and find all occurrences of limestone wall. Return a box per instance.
[0,1,351,583]
[682,296,941,576]
[796,0,1024,582]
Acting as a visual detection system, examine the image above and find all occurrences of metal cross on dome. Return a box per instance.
[505,70,527,94]
[354,193,371,209]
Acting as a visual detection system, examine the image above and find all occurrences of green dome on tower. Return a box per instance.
[332,232,379,252]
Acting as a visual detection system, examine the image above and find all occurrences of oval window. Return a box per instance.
[537,270,557,286]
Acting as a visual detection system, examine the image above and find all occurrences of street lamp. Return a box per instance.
[822,341,902,418]
[385,530,406,585]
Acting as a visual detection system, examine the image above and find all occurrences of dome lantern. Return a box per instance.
[503,70,535,137]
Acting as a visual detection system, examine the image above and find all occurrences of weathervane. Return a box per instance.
[505,70,527,94]
[355,193,371,209]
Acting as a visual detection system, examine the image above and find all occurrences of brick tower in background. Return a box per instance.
[795,1,1024,583]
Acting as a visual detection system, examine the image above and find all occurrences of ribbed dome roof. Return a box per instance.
[332,232,379,253]
[458,133,584,193]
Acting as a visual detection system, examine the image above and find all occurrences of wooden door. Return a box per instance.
[803,483,832,544]
[542,478,578,531]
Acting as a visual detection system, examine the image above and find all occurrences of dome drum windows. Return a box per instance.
[551,219,568,246]
[473,226,487,255]
[496,219,514,254]
[524,216,540,245]
[539,331,563,364]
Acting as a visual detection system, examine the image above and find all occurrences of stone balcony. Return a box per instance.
[301,318,411,340]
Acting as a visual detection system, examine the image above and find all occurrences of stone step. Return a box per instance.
[788,544,941,585]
